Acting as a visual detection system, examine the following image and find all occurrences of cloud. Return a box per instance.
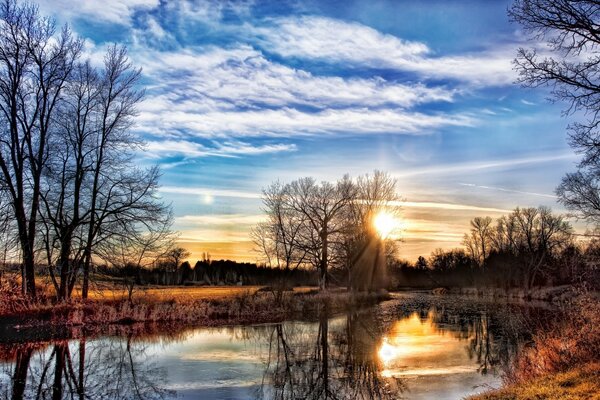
[130,45,464,138]
[151,45,455,109]
[394,153,576,178]
[176,214,264,226]
[254,16,517,86]
[159,186,260,199]
[137,107,474,139]
[145,139,296,159]
[40,0,159,25]
[459,183,557,199]
[401,201,509,213]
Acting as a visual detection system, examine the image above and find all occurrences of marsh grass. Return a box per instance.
[470,294,600,400]
[0,275,389,329]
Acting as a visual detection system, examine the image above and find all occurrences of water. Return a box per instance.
[0,294,544,399]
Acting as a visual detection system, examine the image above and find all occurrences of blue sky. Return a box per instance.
[41,0,581,261]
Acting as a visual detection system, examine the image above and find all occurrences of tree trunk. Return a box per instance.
[320,229,328,290]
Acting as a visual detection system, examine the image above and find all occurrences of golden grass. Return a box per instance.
[72,285,316,301]
[470,363,600,400]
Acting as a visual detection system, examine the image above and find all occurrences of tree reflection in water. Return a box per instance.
[256,301,536,399]
[0,336,172,400]
[257,307,403,400]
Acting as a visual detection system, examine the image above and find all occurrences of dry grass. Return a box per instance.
[470,294,600,400]
[1,274,388,329]
[72,285,316,301]
[471,363,600,400]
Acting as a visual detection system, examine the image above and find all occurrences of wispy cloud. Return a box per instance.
[41,0,159,25]
[131,45,467,139]
[176,214,264,226]
[401,201,509,213]
[394,153,576,178]
[459,183,557,199]
[159,186,260,199]
[254,16,517,87]
[145,139,296,159]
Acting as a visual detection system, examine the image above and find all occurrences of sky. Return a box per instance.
[40,0,584,262]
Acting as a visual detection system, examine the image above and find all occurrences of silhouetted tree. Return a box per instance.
[510,1,600,225]
[0,0,82,297]
[463,216,494,267]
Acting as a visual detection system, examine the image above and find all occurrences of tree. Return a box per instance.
[510,1,600,223]
[254,171,401,291]
[463,216,494,267]
[252,181,308,271]
[164,246,190,271]
[342,171,400,291]
[0,0,82,297]
[283,176,356,290]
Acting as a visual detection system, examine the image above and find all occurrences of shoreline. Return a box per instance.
[0,288,390,343]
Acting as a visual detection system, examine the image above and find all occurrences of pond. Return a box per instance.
[0,294,549,399]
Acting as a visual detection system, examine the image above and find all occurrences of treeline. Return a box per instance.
[97,259,318,287]
[391,207,600,293]
[0,1,173,300]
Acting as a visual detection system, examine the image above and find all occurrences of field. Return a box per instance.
[71,285,317,301]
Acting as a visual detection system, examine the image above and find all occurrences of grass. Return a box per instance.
[71,285,316,301]
[0,275,389,331]
[470,294,600,400]
[471,363,600,400]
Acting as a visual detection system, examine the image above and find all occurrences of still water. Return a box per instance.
[0,295,539,399]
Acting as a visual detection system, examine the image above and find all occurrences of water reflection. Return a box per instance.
[257,309,402,399]
[1,298,540,399]
[1,337,172,399]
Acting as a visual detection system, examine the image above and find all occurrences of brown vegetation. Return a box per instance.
[0,277,389,330]
[470,294,600,400]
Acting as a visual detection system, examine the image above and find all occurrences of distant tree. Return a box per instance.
[463,216,494,267]
[510,1,600,224]
[415,256,428,270]
[164,246,190,271]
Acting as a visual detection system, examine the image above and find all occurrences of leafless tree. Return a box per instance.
[254,181,308,272]
[342,171,401,290]
[510,0,600,224]
[283,176,356,290]
[254,172,401,291]
[463,216,494,267]
[0,0,82,297]
[487,207,573,294]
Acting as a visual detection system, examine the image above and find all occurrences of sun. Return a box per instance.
[373,211,399,238]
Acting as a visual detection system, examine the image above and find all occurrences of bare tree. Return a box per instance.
[284,176,356,290]
[463,216,494,267]
[343,171,401,291]
[163,246,190,271]
[254,181,308,272]
[0,0,82,297]
[254,172,401,291]
[510,0,600,223]
[489,207,573,294]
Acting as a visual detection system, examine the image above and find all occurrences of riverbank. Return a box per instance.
[469,294,600,400]
[0,285,390,336]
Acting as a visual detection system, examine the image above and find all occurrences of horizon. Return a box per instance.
[39,0,585,263]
